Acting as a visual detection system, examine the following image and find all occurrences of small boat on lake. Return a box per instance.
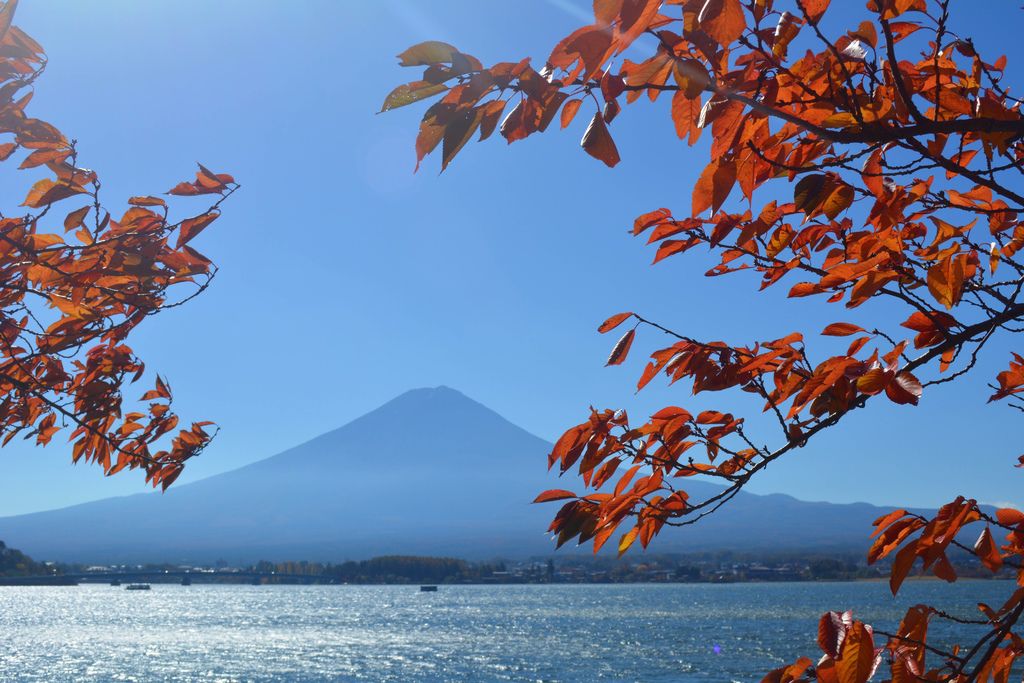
[420,585,438,592]
[126,583,151,591]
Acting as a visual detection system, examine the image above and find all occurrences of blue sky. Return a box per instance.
[0,1,1022,516]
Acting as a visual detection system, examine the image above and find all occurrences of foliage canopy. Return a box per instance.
[391,0,1024,679]
[0,0,232,489]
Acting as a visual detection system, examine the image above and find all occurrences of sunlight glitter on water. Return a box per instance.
[0,581,1012,682]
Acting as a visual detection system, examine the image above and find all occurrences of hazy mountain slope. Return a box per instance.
[0,387,922,563]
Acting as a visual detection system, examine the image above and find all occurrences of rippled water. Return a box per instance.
[0,581,1012,681]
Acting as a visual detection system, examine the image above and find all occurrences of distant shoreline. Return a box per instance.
[3,547,1009,587]
[2,575,1012,588]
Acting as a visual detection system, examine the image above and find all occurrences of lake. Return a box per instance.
[0,580,1010,681]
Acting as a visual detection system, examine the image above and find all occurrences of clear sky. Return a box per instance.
[0,1,1021,516]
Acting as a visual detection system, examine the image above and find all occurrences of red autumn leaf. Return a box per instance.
[996,507,1024,526]
[561,98,583,128]
[477,99,507,141]
[593,0,621,27]
[900,310,957,348]
[49,294,93,321]
[692,158,736,216]
[818,610,852,658]
[819,181,854,220]
[396,41,461,67]
[760,657,813,683]
[822,322,865,337]
[974,526,1003,572]
[834,621,878,683]
[606,328,635,366]
[128,195,167,208]
[533,489,578,503]
[549,24,614,80]
[927,255,966,309]
[63,206,90,232]
[598,312,634,333]
[801,0,831,23]
[381,81,449,113]
[846,336,870,356]
[442,107,483,171]
[698,0,746,46]
[22,178,85,208]
[168,164,233,196]
[499,99,533,144]
[890,541,919,595]
[793,173,828,214]
[885,371,922,406]
[853,20,878,48]
[856,368,892,395]
[177,211,220,248]
[616,0,662,51]
[581,113,621,167]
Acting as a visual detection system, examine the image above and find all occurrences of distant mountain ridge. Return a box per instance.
[0,386,925,563]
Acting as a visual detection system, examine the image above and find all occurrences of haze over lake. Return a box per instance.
[0,581,1006,682]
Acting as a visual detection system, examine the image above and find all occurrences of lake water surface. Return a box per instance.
[0,581,1012,681]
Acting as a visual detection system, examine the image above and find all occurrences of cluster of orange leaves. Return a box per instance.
[391,0,1024,679]
[0,1,232,489]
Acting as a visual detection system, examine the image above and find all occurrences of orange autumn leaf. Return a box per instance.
[533,489,578,503]
[974,526,1003,572]
[606,328,635,366]
[834,622,878,683]
[560,98,583,128]
[581,113,620,167]
[692,158,736,216]
[856,368,891,395]
[822,322,865,337]
[598,312,634,333]
[698,0,746,47]
[22,178,85,208]
[926,255,966,309]
[177,211,220,248]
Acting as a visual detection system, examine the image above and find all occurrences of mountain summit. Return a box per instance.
[0,387,561,563]
[0,387,907,563]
